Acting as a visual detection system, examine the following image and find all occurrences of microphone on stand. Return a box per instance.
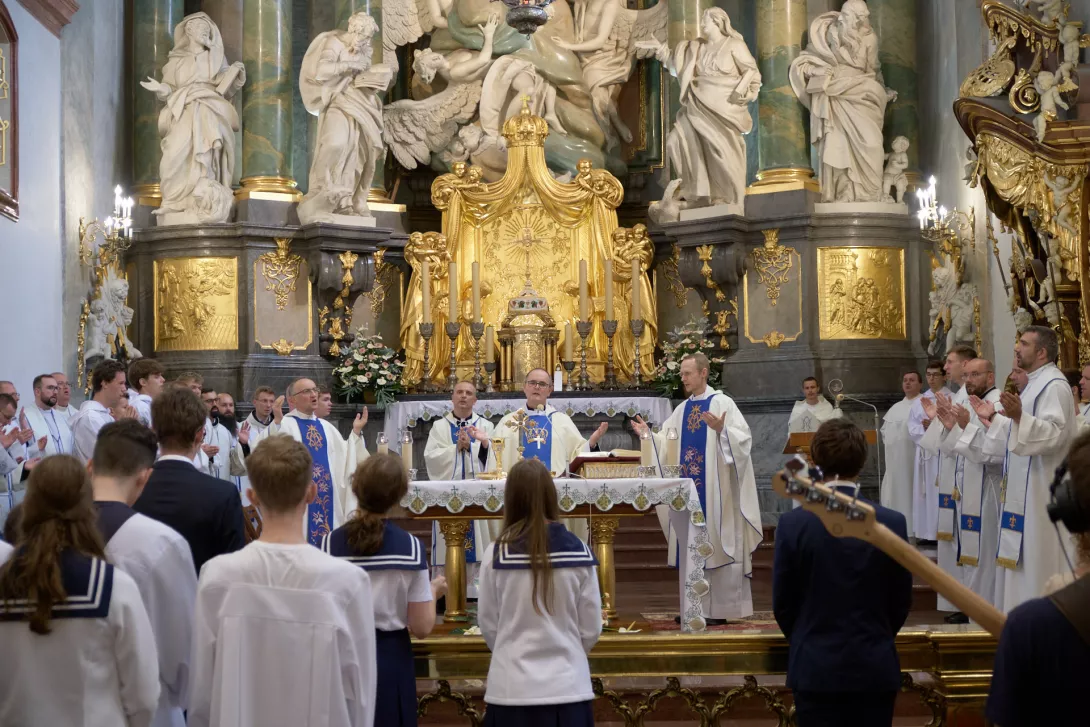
[825,379,883,484]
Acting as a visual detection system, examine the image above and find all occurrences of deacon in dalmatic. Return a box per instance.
[494,369,608,542]
[917,345,976,616]
[879,371,923,534]
[975,327,1077,611]
[424,380,496,596]
[635,353,762,623]
[266,378,369,546]
[22,374,73,458]
[787,376,841,434]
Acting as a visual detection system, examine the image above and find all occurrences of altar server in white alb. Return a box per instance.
[265,378,369,546]
[189,436,376,727]
[906,361,944,541]
[0,455,161,727]
[880,370,924,534]
[925,359,1003,611]
[199,388,235,480]
[424,380,495,596]
[477,458,602,727]
[917,345,976,615]
[22,374,73,458]
[324,453,446,727]
[228,386,279,499]
[127,358,166,429]
[635,353,763,624]
[787,376,842,434]
[972,326,1078,612]
[71,359,135,464]
[91,420,198,727]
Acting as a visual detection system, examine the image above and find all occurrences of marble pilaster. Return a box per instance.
[204,0,244,189]
[665,0,713,134]
[238,0,298,198]
[752,0,815,190]
[870,0,920,178]
[131,0,184,203]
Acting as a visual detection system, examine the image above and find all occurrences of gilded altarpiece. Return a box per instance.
[817,247,907,341]
[154,257,239,351]
[744,230,802,349]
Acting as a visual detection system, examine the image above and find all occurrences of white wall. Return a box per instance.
[0,2,62,400]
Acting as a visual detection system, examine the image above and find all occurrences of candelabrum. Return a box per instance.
[601,319,619,390]
[484,361,497,393]
[445,321,461,391]
[416,323,440,393]
[630,319,645,389]
[470,321,485,391]
[563,360,576,391]
[575,320,593,391]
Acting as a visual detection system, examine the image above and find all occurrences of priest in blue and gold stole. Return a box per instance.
[494,368,609,542]
[635,353,762,624]
[265,378,369,545]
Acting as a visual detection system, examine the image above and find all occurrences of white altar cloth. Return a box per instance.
[401,476,713,632]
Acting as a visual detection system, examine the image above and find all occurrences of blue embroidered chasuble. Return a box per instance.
[299,419,334,547]
[680,400,709,514]
[446,420,478,561]
[521,413,553,468]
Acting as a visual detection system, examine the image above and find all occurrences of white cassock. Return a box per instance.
[0,426,26,522]
[130,391,154,428]
[982,363,1077,612]
[57,403,79,424]
[424,411,496,599]
[494,404,592,541]
[98,502,198,727]
[938,386,1003,610]
[195,419,233,481]
[0,551,161,727]
[787,396,842,433]
[22,404,74,460]
[919,384,970,611]
[267,411,369,543]
[652,388,763,620]
[227,414,276,507]
[70,400,116,464]
[907,390,939,540]
[188,541,377,727]
[880,395,918,534]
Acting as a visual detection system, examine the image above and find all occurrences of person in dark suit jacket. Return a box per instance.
[773,418,913,727]
[134,384,246,574]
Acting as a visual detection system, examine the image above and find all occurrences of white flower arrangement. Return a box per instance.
[333,330,405,406]
[651,318,725,398]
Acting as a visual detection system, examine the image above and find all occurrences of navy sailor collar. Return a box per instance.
[322,520,427,571]
[0,550,114,621]
[493,522,598,570]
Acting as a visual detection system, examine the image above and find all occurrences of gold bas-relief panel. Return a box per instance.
[253,255,312,355]
[154,257,239,351]
[817,247,906,340]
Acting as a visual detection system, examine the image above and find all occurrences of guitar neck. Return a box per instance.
[867,522,1007,638]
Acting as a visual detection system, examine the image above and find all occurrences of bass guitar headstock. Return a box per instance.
[772,457,880,544]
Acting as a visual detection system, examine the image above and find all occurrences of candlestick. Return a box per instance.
[377,431,389,456]
[470,321,485,391]
[448,261,458,321]
[564,321,574,361]
[601,319,619,390]
[604,259,614,320]
[563,360,576,391]
[484,361,497,393]
[665,427,680,476]
[400,429,414,472]
[421,259,432,325]
[471,261,481,322]
[485,325,494,363]
[575,320,592,391]
[445,321,461,390]
[630,318,645,389]
[639,428,653,467]
[578,260,589,321]
[416,322,440,393]
[631,258,641,321]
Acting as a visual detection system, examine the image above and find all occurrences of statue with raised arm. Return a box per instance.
[140,13,245,226]
[789,0,896,203]
[297,12,394,226]
[639,7,761,217]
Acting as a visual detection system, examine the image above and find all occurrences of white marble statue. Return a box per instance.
[882,136,910,204]
[85,271,141,365]
[640,7,761,219]
[1044,173,1080,238]
[1021,0,1065,25]
[1033,70,1068,143]
[552,0,667,150]
[789,0,897,203]
[298,12,393,226]
[141,13,245,226]
[84,299,110,362]
[928,259,975,356]
[1057,22,1084,90]
[381,0,453,69]
[383,14,499,170]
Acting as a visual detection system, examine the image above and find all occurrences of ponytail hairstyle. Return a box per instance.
[345,453,409,555]
[497,458,561,616]
[0,455,106,634]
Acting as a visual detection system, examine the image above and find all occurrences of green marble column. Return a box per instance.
[753,0,814,189]
[870,0,919,179]
[238,0,297,197]
[333,0,389,202]
[131,0,184,204]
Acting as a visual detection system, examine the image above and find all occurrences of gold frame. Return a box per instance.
[252,259,313,353]
[816,246,907,341]
[153,257,240,352]
[743,250,803,345]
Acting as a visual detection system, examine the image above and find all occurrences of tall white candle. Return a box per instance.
[579,260,589,321]
[471,261,481,322]
[421,259,431,324]
[640,429,652,467]
[485,325,495,363]
[631,258,641,321]
[564,322,574,360]
[448,262,458,321]
[604,259,614,320]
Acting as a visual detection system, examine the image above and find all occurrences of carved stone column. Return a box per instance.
[131,0,184,205]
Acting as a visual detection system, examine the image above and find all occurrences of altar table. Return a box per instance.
[399,476,714,633]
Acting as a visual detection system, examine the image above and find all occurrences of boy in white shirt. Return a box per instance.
[189,435,378,727]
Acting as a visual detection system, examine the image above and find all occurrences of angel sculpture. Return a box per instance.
[1034,70,1068,142]
[552,0,667,150]
[1020,0,1065,25]
[379,0,452,70]
[383,14,500,170]
[1056,22,1089,90]
[1044,173,1080,239]
[927,258,976,355]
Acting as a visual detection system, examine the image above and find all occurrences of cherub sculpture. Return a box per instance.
[882,136,910,204]
[1033,70,1068,142]
[1021,0,1065,25]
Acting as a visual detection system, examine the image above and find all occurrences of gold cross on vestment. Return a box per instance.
[966,516,974,530]
[1009,515,1017,529]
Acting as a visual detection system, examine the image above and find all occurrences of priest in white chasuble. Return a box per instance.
[880,371,924,534]
[424,380,496,596]
[975,327,1078,612]
[787,376,842,434]
[22,374,73,458]
[494,369,608,542]
[635,353,762,623]
[266,378,369,546]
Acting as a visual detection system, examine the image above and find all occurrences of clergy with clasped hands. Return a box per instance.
[632,352,761,625]
[424,380,496,596]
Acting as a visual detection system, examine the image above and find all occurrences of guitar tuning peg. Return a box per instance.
[808,465,824,482]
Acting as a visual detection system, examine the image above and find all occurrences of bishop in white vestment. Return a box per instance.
[638,355,762,621]
[880,372,923,534]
